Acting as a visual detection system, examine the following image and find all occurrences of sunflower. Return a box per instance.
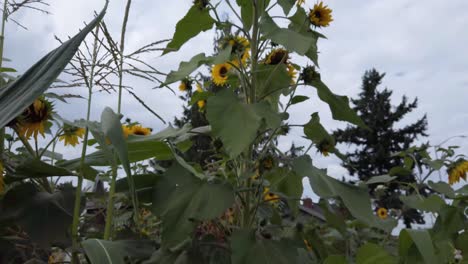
[59,125,85,147]
[301,65,321,84]
[16,97,54,139]
[211,63,231,86]
[297,0,305,5]
[226,36,250,67]
[309,2,333,27]
[261,156,274,170]
[317,138,334,156]
[122,125,133,138]
[287,64,297,84]
[179,79,192,92]
[265,48,289,65]
[0,160,4,195]
[447,159,468,185]
[377,207,388,220]
[263,187,280,204]
[131,125,152,136]
[197,100,206,110]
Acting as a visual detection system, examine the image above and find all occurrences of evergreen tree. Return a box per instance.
[333,69,428,227]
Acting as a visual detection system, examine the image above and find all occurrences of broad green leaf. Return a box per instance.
[164,46,232,85]
[432,205,465,240]
[291,95,309,105]
[82,239,155,264]
[231,229,298,264]
[288,8,320,65]
[0,2,108,128]
[319,200,347,234]
[189,90,214,105]
[388,166,412,177]
[400,195,445,213]
[399,229,437,264]
[152,165,234,247]
[0,183,81,247]
[356,243,397,264]
[0,67,16,72]
[309,80,367,128]
[428,181,455,198]
[365,175,397,184]
[292,155,394,231]
[207,89,261,157]
[255,64,291,107]
[116,174,161,203]
[323,255,347,264]
[163,5,215,55]
[164,53,211,85]
[277,0,295,15]
[12,158,73,179]
[265,167,302,215]
[236,0,253,31]
[260,13,315,55]
[253,101,282,129]
[303,112,335,149]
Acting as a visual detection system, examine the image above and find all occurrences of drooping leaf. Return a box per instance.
[309,80,367,128]
[432,205,465,240]
[291,95,309,105]
[82,239,155,264]
[428,181,456,199]
[292,155,394,231]
[0,183,81,248]
[207,89,261,157]
[0,2,108,128]
[252,101,283,130]
[163,5,215,55]
[260,13,315,56]
[255,64,291,107]
[236,0,253,31]
[399,229,437,264]
[365,175,397,184]
[356,243,397,264]
[231,229,298,264]
[277,0,295,15]
[303,112,335,149]
[152,165,234,247]
[400,195,445,213]
[12,158,73,179]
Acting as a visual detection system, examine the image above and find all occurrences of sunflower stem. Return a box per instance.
[0,0,9,174]
[71,25,100,264]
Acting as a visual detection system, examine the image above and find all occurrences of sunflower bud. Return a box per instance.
[301,65,321,85]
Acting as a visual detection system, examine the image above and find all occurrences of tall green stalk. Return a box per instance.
[71,25,100,263]
[104,0,132,240]
[0,0,9,164]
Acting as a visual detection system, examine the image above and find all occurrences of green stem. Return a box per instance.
[0,0,9,169]
[104,0,133,239]
[250,0,260,104]
[71,25,100,263]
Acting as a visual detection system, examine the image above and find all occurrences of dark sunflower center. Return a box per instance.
[219,66,228,77]
[314,10,322,19]
[270,50,288,65]
[133,130,146,135]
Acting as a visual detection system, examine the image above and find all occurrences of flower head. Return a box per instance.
[197,100,206,111]
[263,187,280,204]
[211,63,231,86]
[15,97,54,139]
[179,79,192,92]
[301,65,321,84]
[287,64,297,84]
[59,125,85,147]
[196,83,203,92]
[317,138,334,156]
[224,35,250,67]
[309,2,333,27]
[131,125,152,136]
[447,159,468,185]
[377,207,388,220]
[265,48,289,65]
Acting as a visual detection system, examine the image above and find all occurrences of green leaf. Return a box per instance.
[400,195,445,213]
[277,0,295,15]
[207,89,261,157]
[253,101,283,130]
[309,80,367,128]
[0,2,107,128]
[323,255,347,264]
[356,243,397,264]
[291,95,309,105]
[292,155,394,231]
[0,67,16,72]
[255,64,291,106]
[164,46,232,85]
[116,174,160,203]
[236,0,253,31]
[265,167,302,215]
[399,229,437,264]
[82,239,155,264]
[432,205,465,240]
[260,13,315,55]
[12,158,73,179]
[189,91,214,105]
[152,165,234,247]
[231,229,298,264]
[163,5,215,55]
[0,183,81,247]
[303,112,335,148]
[164,53,211,85]
[365,175,397,184]
[388,166,412,177]
[428,181,455,198]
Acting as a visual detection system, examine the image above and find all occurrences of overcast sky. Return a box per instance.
[5,0,468,195]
